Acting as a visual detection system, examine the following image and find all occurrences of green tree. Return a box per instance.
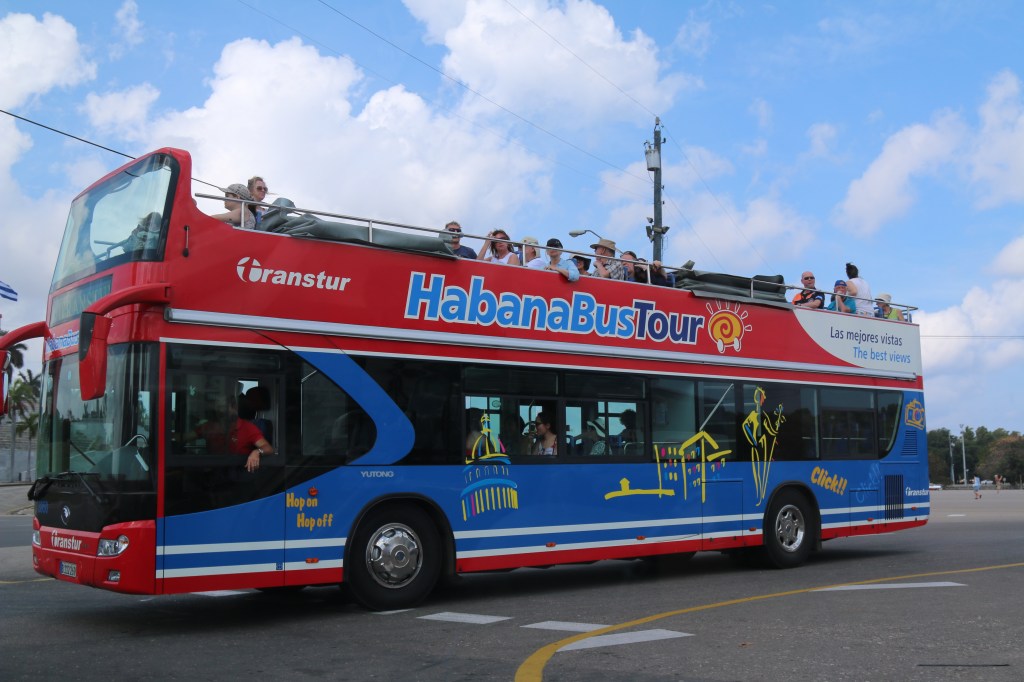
[978,436,1024,488]
[8,369,41,421]
[0,328,28,370]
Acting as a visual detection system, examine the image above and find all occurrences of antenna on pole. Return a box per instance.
[644,117,667,262]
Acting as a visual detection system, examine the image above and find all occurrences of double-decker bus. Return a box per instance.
[0,149,928,610]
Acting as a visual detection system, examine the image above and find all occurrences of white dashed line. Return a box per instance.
[522,621,608,632]
[814,582,965,592]
[192,590,247,597]
[418,611,513,624]
[373,609,413,615]
[559,629,692,651]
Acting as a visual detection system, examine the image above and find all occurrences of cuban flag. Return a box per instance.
[0,280,17,302]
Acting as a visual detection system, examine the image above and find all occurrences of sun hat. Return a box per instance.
[546,237,563,249]
[573,255,592,270]
[590,238,617,252]
[586,420,606,437]
[224,183,253,201]
[876,293,892,305]
[522,236,539,245]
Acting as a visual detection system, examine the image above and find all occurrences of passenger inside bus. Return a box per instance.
[209,183,256,229]
[531,411,559,456]
[176,396,273,472]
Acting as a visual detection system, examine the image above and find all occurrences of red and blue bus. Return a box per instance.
[0,148,928,610]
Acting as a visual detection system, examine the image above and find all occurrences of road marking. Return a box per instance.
[515,561,1024,682]
[419,611,512,624]
[947,514,966,517]
[559,629,692,651]
[815,582,964,592]
[0,578,50,585]
[374,609,413,615]
[523,621,607,632]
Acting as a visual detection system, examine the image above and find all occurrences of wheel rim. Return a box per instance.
[364,523,422,589]
[774,504,805,553]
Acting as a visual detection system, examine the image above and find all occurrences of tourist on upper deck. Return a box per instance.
[647,260,673,287]
[247,176,269,227]
[522,237,544,269]
[621,251,638,281]
[844,263,873,317]
[792,271,825,308]
[478,229,521,265]
[874,293,904,321]
[445,221,477,258]
[572,254,591,277]
[591,238,626,280]
[538,238,579,281]
[210,183,256,229]
[826,279,857,314]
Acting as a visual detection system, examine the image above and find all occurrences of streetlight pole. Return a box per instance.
[960,424,968,485]
[948,433,955,484]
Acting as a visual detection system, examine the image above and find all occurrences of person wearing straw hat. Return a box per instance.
[210,183,256,229]
[875,293,904,321]
[591,238,626,280]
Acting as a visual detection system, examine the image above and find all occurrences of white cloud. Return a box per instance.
[833,112,964,234]
[991,234,1024,276]
[409,0,691,129]
[749,98,771,130]
[81,83,159,136]
[142,37,548,227]
[110,0,143,58]
[674,15,713,58]
[0,12,96,109]
[805,122,837,158]
[969,69,1024,209]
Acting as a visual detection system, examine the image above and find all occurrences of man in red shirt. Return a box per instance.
[192,398,274,472]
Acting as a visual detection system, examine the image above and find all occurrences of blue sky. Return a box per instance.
[1,1,1022,432]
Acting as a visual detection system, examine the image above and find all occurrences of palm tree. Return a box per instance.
[9,369,41,421]
[0,328,28,370]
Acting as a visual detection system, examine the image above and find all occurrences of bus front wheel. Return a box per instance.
[764,489,814,569]
[347,503,441,611]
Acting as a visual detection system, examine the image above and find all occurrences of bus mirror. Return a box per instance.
[79,312,112,400]
[0,351,9,417]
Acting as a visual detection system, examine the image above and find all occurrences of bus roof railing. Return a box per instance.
[194,192,916,317]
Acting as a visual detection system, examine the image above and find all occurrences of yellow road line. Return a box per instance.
[0,578,51,585]
[515,562,1024,681]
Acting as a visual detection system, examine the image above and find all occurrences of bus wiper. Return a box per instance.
[30,471,105,505]
[27,476,54,501]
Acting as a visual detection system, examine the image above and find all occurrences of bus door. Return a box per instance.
[697,381,742,548]
[161,345,286,589]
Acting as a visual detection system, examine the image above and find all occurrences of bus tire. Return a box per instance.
[347,503,441,611]
[763,489,814,569]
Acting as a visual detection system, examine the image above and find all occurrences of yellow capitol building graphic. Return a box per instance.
[605,430,731,504]
[461,413,519,521]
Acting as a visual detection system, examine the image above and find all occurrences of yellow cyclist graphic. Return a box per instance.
[743,386,785,506]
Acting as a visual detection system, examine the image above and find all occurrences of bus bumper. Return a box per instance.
[33,518,157,594]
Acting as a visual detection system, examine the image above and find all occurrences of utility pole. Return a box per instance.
[644,118,666,263]
[948,434,955,483]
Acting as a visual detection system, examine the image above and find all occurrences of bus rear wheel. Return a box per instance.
[764,489,815,569]
[347,503,441,611]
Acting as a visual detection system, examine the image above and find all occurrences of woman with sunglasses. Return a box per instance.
[532,411,559,457]
[478,229,521,265]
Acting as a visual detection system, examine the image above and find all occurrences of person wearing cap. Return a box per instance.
[210,183,256,229]
[875,293,904,320]
[591,238,627,280]
[521,236,544,269]
[247,176,270,227]
[444,221,477,258]
[792,271,825,308]
[826,279,857,314]
[844,263,873,317]
[537,237,579,281]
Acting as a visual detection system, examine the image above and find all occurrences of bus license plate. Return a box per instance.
[59,561,77,579]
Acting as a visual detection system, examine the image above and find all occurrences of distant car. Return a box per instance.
[928,483,942,490]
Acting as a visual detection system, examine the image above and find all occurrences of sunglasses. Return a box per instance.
[802,276,815,281]
[254,186,268,192]
[447,229,462,234]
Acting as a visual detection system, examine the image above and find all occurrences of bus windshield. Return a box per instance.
[51,153,178,291]
[37,344,158,490]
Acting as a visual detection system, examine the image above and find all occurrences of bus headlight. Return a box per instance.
[32,529,40,546]
[97,535,130,556]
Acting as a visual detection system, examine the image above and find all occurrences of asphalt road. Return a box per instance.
[1,490,1022,681]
